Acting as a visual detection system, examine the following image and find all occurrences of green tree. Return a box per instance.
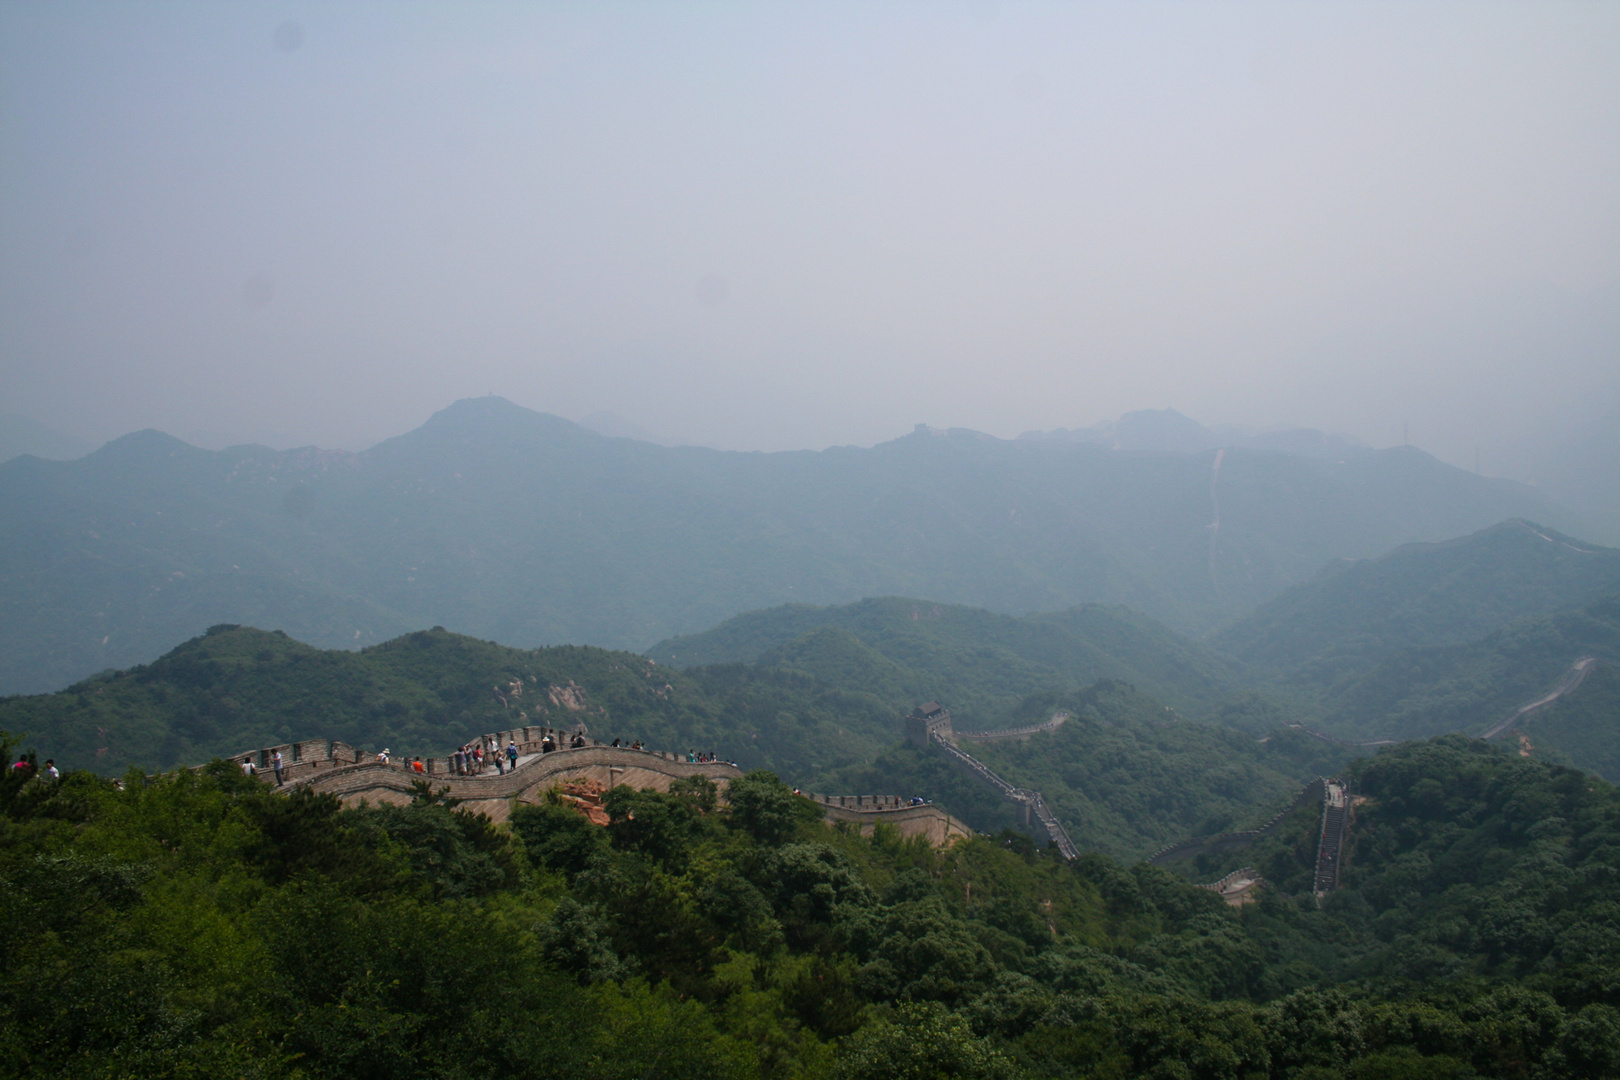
[836,1001,1023,1080]
[727,770,821,845]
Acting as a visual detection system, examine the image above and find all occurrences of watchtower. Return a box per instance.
[905,701,954,747]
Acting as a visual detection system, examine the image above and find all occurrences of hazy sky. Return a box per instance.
[2,2,1617,470]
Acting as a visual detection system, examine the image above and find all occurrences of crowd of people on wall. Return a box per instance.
[221,725,743,787]
[449,738,522,775]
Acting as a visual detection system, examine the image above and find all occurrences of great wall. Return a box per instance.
[218,691,1389,889]
[216,702,1367,885]
[226,722,973,846]
[215,655,1614,903]
[905,702,1081,859]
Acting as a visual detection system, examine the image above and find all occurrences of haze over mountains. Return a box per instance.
[0,395,1588,696]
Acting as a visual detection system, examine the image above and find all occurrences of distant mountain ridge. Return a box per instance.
[1021,407,1367,459]
[0,412,94,464]
[0,395,1587,694]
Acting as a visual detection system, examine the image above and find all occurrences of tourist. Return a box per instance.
[541,733,555,754]
[412,757,425,774]
[507,741,519,769]
[241,757,257,777]
[271,749,285,786]
[43,759,59,781]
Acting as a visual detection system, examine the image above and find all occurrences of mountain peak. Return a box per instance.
[369,397,595,459]
[1103,409,1222,454]
[421,395,561,431]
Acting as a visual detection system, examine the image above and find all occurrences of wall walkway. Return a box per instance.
[222,728,972,847]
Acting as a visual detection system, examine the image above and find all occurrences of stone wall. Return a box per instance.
[811,794,974,847]
[954,711,1069,742]
[285,744,743,823]
[219,724,979,851]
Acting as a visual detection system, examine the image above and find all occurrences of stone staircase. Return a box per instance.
[928,727,1078,859]
[1313,779,1351,899]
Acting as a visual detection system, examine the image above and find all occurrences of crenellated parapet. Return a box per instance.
[274,744,742,822]
[810,794,974,847]
[223,723,603,788]
[954,711,1070,742]
[214,731,974,848]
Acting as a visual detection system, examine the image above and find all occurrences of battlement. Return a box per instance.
[213,731,973,849]
[811,793,973,847]
[221,723,626,786]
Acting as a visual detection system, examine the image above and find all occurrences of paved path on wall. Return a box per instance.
[1481,656,1600,740]
[954,712,1070,742]
[284,744,743,808]
[1313,779,1350,898]
[929,733,1079,859]
[1284,724,1401,749]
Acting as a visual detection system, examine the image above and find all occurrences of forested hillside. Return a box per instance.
[0,395,1581,694]
[649,596,1254,722]
[1510,663,1620,783]
[4,735,1618,1079]
[1,621,1329,861]
[1177,736,1620,999]
[821,682,1348,861]
[1207,521,1620,770]
[1213,519,1620,686]
[0,625,925,781]
[1301,593,1620,745]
